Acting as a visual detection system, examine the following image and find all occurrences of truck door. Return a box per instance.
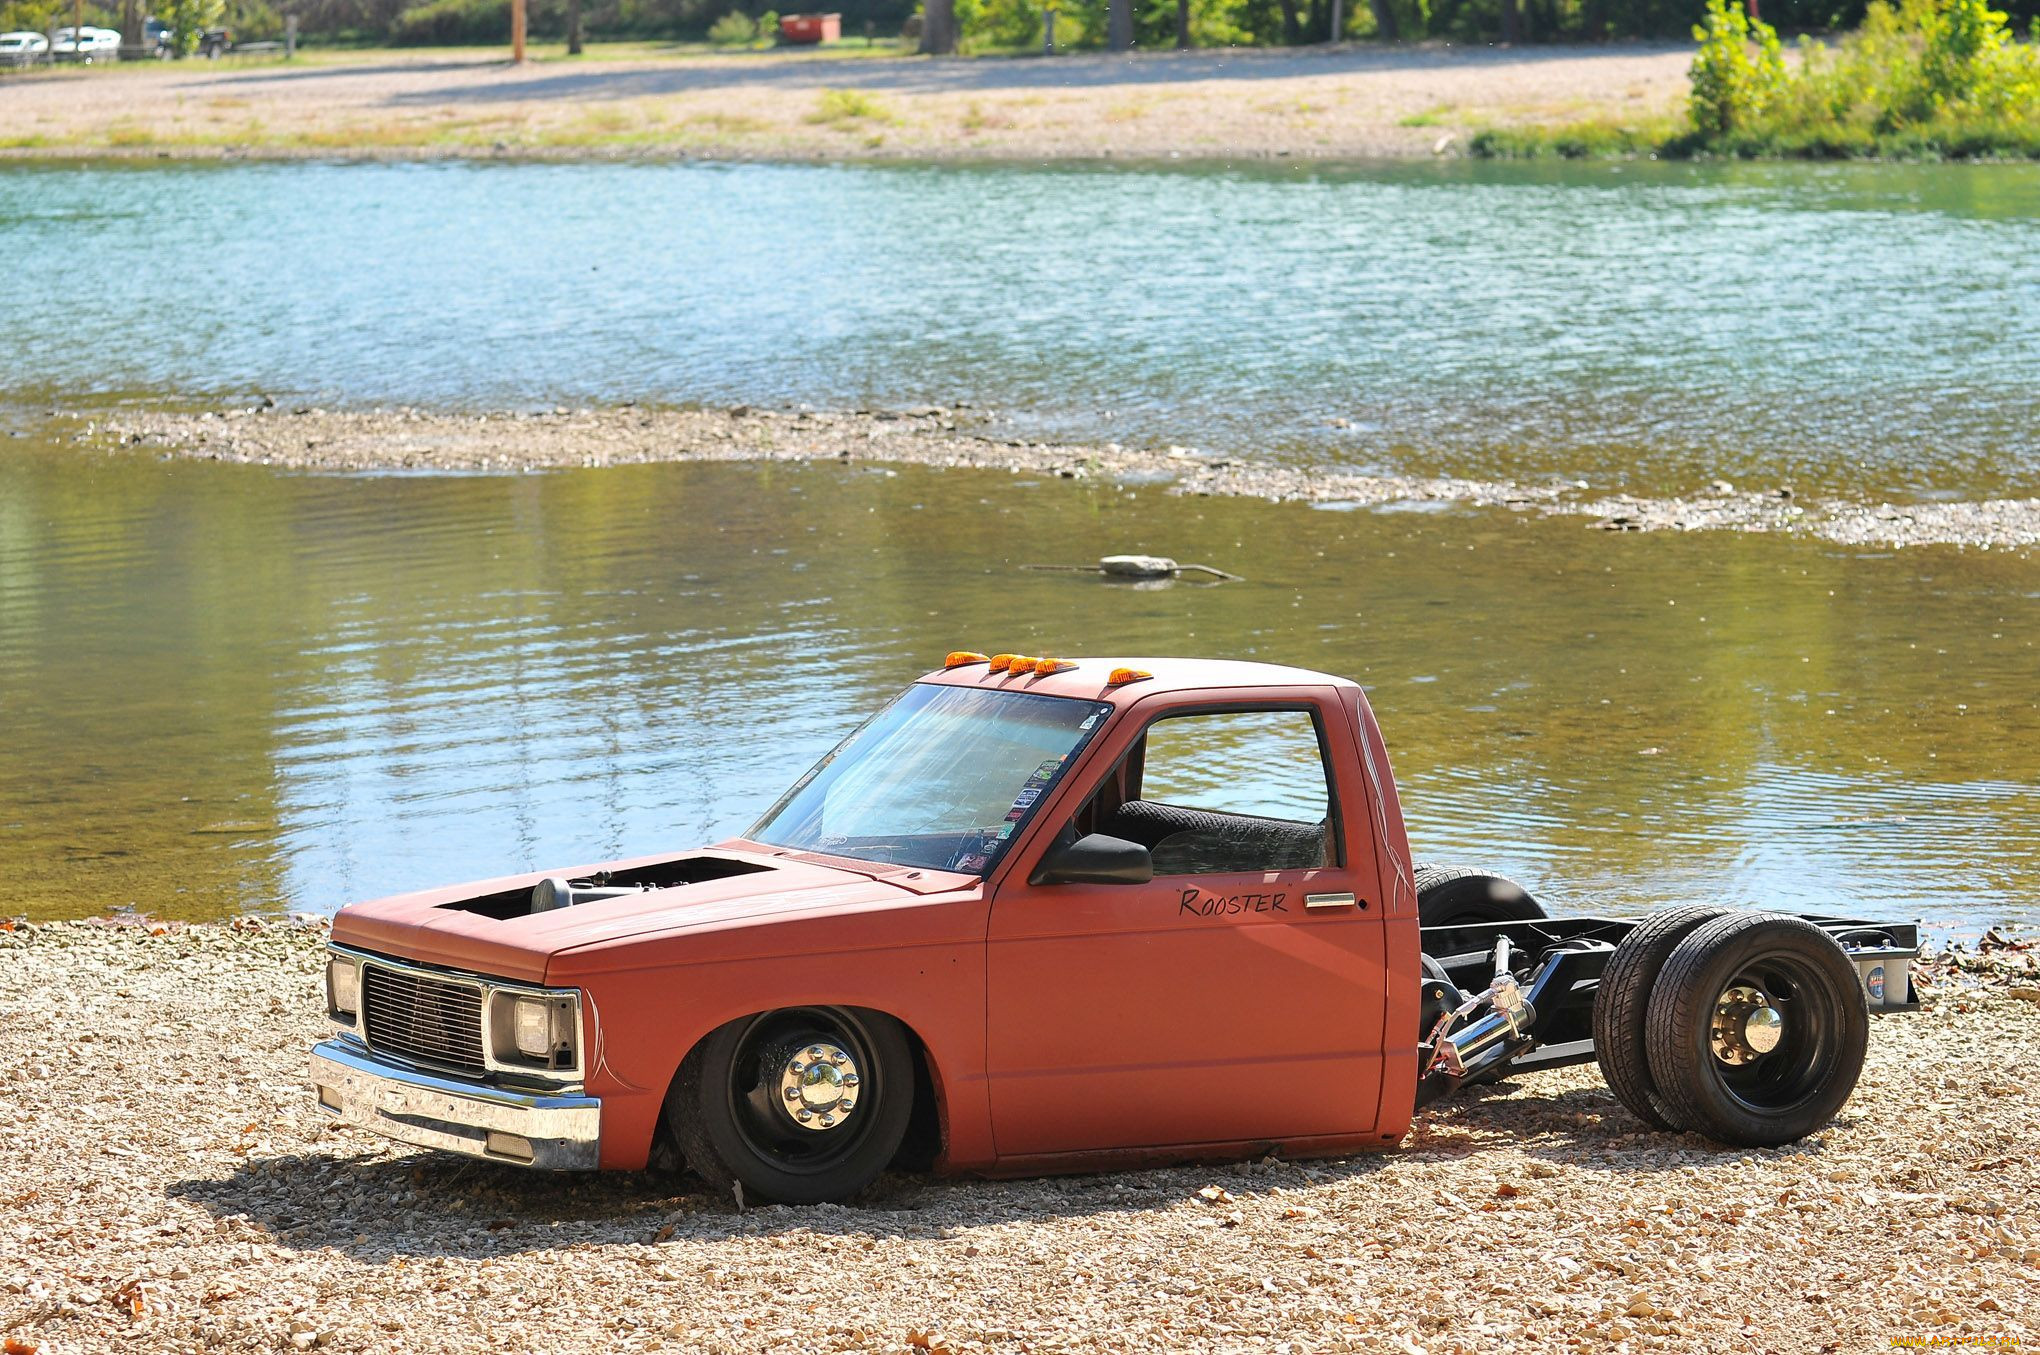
[985,692,1391,1158]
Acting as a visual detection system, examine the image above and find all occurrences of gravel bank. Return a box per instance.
[81,405,2040,551]
[0,45,1689,163]
[1,919,2036,1354]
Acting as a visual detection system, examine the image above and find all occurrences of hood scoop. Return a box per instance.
[435,854,776,920]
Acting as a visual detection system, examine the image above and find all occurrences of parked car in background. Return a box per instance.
[51,25,121,61]
[0,30,50,64]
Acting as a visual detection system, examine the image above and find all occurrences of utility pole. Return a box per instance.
[511,0,526,62]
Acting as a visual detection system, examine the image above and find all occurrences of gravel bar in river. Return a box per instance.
[78,406,2040,552]
[2,919,2037,1354]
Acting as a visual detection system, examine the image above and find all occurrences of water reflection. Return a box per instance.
[1,438,2032,926]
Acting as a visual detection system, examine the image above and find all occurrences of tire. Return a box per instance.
[1592,904,1734,1130]
[1644,912,1869,1147]
[1414,864,1547,929]
[667,1006,914,1205]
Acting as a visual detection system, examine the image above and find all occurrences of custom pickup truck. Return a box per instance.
[313,655,1918,1203]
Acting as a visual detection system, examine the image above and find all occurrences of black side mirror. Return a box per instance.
[1030,832,1153,886]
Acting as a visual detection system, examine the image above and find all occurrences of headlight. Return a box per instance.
[326,956,360,1019]
[498,993,578,1067]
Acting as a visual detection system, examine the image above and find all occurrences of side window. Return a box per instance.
[1104,709,1334,876]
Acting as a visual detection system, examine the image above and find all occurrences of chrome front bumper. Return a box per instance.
[311,1038,601,1170]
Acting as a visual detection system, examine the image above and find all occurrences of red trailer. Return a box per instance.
[778,12,841,42]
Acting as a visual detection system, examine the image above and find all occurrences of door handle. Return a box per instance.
[1304,892,1359,910]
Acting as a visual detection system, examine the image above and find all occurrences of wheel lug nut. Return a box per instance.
[783,1086,799,1100]
[842,1073,860,1086]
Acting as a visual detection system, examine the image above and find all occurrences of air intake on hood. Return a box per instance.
[435,854,776,919]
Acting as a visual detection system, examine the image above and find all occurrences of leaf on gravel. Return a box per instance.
[4,1339,39,1355]
[650,1224,675,1243]
[1496,1183,1522,1198]
[1197,1186,1235,1205]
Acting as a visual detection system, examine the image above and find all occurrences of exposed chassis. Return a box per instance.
[1414,912,1920,1110]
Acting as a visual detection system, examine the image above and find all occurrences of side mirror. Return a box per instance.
[1030,833,1153,887]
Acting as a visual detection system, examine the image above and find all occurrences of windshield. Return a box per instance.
[749,683,1113,875]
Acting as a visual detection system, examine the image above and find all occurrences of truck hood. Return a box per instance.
[330,844,974,985]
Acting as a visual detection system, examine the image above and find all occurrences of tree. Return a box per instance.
[1176,0,1189,45]
[566,0,582,51]
[1108,0,1131,46]
[1367,0,1396,36]
[155,0,223,53]
[920,0,957,50]
[1499,0,1521,40]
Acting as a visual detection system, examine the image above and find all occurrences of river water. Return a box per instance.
[3,158,2038,497]
[1,160,2035,927]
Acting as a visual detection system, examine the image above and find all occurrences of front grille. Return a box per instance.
[361,964,486,1075]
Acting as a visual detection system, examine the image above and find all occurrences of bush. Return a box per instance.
[389,0,509,41]
[706,7,756,40]
[1689,0,1788,135]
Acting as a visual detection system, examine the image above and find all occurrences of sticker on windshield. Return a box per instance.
[1035,759,1063,778]
[990,823,1015,839]
[1079,714,1101,730]
[1010,787,1042,809]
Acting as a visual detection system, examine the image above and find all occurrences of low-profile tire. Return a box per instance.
[1593,904,1734,1130]
[1414,864,1547,928]
[668,1006,914,1205]
[1644,912,1869,1147]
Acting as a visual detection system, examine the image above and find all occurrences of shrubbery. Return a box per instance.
[1478,0,2039,158]
[705,6,756,41]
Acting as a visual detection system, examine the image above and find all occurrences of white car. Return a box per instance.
[51,25,121,61]
[0,30,50,64]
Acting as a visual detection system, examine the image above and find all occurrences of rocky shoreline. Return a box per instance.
[0,917,2034,1354]
[71,404,2040,552]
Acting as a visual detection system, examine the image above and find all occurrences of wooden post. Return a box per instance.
[1328,0,1342,41]
[511,0,526,62]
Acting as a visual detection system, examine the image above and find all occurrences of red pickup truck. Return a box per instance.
[313,654,1918,1203]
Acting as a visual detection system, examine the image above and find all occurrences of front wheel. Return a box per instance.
[667,1006,914,1205]
[1644,912,1869,1147]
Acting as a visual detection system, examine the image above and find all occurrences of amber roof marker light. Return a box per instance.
[1031,658,1076,676]
[987,654,1017,673]
[1106,667,1153,686]
[944,651,990,669]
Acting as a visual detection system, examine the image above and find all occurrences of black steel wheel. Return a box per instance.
[1592,903,1734,1130]
[1644,912,1869,1147]
[668,1006,914,1205]
[1413,864,1547,929]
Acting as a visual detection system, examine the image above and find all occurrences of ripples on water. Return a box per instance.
[0,159,2037,498]
[1,440,2033,927]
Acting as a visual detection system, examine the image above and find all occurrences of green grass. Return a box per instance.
[1396,104,1457,128]
[804,87,896,126]
[1471,112,2040,161]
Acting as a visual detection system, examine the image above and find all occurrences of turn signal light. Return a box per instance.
[1106,667,1153,686]
[945,651,990,668]
[987,653,1016,672]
